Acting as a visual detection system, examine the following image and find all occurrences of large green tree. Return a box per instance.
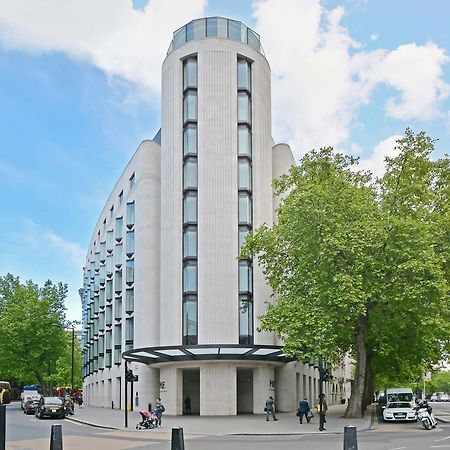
[241,130,450,418]
[0,273,71,392]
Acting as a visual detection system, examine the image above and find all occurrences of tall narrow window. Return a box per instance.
[183,56,198,345]
[114,324,122,364]
[129,172,136,189]
[183,193,197,223]
[125,317,134,351]
[115,217,123,241]
[126,289,134,314]
[184,91,198,122]
[126,202,135,228]
[183,226,197,259]
[237,58,254,344]
[183,300,198,345]
[126,259,134,285]
[126,230,135,256]
[183,124,197,156]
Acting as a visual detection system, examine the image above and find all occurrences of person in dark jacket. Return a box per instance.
[315,394,328,431]
[297,398,311,424]
[154,398,165,427]
[265,396,278,421]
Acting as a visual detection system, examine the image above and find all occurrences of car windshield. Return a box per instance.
[387,393,413,402]
[45,397,63,405]
[387,402,411,409]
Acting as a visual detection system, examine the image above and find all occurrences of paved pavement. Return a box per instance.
[66,403,374,436]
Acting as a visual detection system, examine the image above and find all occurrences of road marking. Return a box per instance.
[387,447,407,450]
[430,446,450,448]
[435,436,450,442]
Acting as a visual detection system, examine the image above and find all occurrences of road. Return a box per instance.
[5,401,450,449]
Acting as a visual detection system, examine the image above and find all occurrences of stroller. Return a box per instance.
[136,410,158,430]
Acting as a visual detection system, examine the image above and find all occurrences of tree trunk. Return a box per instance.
[344,316,369,418]
[363,351,374,411]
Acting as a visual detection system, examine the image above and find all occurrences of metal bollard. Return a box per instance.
[0,405,6,450]
[171,427,185,450]
[343,424,358,450]
[50,424,63,450]
[111,401,114,409]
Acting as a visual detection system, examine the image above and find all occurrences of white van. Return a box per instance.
[385,388,414,406]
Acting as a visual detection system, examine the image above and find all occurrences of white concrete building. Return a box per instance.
[81,17,352,415]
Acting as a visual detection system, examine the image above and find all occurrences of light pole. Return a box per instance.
[71,327,75,391]
[66,320,81,393]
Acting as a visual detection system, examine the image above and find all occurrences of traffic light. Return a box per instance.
[125,369,138,382]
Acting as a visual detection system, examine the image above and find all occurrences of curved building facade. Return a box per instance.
[81,17,352,416]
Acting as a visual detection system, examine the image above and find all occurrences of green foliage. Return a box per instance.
[0,273,79,391]
[52,330,83,389]
[241,129,450,416]
[426,370,450,395]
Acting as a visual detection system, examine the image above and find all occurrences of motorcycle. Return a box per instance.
[416,403,437,430]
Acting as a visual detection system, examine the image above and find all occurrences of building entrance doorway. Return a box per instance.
[182,368,199,415]
[237,368,253,414]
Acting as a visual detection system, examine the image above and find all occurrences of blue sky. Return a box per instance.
[1,0,449,321]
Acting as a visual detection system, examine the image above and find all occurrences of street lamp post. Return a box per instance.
[66,320,80,393]
[71,327,75,391]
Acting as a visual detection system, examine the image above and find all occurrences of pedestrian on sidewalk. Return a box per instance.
[315,394,328,431]
[265,396,278,421]
[297,398,311,424]
[155,398,165,427]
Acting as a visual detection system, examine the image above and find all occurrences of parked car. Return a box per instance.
[439,392,450,402]
[35,397,65,419]
[382,401,417,422]
[430,393,439,402]
[23,399,40,415]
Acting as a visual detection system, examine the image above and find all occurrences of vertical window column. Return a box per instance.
[237,58,254,345]
[182,56,198,345]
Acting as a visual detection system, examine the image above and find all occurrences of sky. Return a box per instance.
[1,0,449,321]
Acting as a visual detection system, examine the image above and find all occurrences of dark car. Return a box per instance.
[23,399,40,415]
[35,396,65,419]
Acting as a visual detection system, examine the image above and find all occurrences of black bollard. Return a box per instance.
[171,427,185,450]
[0,405,6,450]
[343,424,358,450]
[50,424,63,450]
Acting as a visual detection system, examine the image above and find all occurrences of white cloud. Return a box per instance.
[358,135,403,178]
[252,0,449,160]
[370,34,378,41]
[0,0,448,162]
[0,0,207,98]
[353,43,450,121]
[23,219,85,268]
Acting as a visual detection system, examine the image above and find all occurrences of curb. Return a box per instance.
[65,416,119,430]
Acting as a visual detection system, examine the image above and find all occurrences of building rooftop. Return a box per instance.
[167,17,264,55]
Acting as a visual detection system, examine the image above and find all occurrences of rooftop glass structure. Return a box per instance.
[167,17,264,55]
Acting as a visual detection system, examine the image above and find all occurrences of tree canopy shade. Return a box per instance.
[241,130,450,418]
[0,273,82,391]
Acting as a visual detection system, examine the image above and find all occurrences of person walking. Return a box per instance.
[265,396,278,421]
[297,398,311,424]
[154,398,165,427]
[315,394,328,431]
[184,395,191,415]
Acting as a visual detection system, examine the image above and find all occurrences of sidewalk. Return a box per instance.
[66,403,373,436]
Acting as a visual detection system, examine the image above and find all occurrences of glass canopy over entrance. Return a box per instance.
[123,344,291,366]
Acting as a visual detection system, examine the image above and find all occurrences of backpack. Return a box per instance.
[159,404,165,413]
